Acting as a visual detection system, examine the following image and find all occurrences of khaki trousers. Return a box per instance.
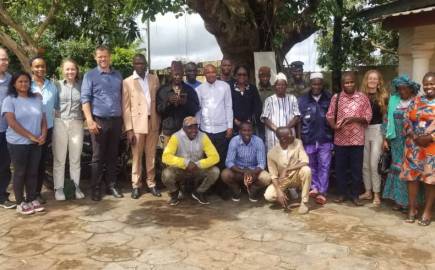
[131,128,159,188]
[264,166,312,203]
[162,166,220,193]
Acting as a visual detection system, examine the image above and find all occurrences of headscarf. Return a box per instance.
[274,72,287,84]
[386,74,420,140]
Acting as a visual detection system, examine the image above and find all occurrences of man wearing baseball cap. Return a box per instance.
[161,116,220,206]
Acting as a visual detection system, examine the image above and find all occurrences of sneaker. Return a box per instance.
[55,189,66,201]
[16,202,34,215]
[30,200,45,212]
[0,199,17,209]
[192,191,210,205]
[248,190,259,203]
[36,194,47,204]
[75,187,85,199]
[231,188,242,202]
[169,191,180,206]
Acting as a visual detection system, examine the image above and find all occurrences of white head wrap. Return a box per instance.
[274,72,288,84]
[310,72,323,80]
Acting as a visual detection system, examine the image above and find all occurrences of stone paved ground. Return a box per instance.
[0,191,435,270]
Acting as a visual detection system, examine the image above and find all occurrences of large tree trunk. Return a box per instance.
[331,0,344,93]
[187,0,320,74]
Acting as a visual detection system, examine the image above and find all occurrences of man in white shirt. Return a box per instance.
[122,54,161,199]
[196,64,233,197]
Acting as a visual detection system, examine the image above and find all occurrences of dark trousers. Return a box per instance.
[334,145,364,199]
[36,128,53,195]
[0,132,11,202]
[205,131,230,195]
[90,116,122,190]
[8,143,41,204]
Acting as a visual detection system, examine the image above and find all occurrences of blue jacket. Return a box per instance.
[298,90,333,145]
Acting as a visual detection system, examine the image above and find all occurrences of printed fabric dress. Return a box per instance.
[382,103,424,206]
[400,96,435,185]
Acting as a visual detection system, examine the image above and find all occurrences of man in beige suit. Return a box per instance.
[123,54,161,199]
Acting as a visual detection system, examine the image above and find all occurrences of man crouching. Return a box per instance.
[162,116,220,206]
[264,127,312,214]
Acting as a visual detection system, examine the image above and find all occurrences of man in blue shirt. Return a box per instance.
[81,46,124,201]
[297,72,333,204]
[0,47,15,209]
[184,62,201,89]
[221,122,271,202]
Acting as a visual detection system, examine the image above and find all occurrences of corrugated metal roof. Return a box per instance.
[378,6,435,20]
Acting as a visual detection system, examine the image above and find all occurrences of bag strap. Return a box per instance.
[334,92,341,124]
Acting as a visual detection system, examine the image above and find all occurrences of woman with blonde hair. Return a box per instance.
[52,58,84,200]
[359,70,389,206]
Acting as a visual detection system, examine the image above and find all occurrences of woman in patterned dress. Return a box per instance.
[382,75,423,212]
[400,72,435,226]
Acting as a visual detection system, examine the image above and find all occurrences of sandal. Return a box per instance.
[309,190,319,198]
[418,218,431,226]
[404,212,418,223]
[315,194,326,205]
[372,198,381,207]
[358,192,373,200]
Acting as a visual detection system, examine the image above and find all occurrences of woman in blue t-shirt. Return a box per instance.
[1,71,47,215]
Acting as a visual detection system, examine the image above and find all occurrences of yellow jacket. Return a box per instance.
[162,129,220,170]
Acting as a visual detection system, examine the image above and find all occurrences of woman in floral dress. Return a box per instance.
[400,72,435,226]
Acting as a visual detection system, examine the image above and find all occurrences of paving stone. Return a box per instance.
[86,232,133,247]
[103,261,153,270]
[377,259,427,270]
[78,212,116,222]
[231,250,281,268]
[44,230,93,244]
[51,258,104,270]
[0,256,57,270]
[137,247,188,265]
[242,229,282,242]
[44,243,89,258]
[126,235,174,250]
[305,242,350,258]
[183,250,235,269]
[282,231,326,244]
[2,241,55,257]
[154,263,202,270]
[89,246,142,262]
[83,220,126,233]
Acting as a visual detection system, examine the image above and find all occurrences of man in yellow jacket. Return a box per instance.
[162,116,220,205]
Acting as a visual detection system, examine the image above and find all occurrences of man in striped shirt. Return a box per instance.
[221,122,271,202]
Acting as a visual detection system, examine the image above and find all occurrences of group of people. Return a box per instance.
[0,46,434,226]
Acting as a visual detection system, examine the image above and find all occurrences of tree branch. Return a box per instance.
[370,39,396,54]
[0,31,31,72]
[34,0,61,42]
[0,3,36,48]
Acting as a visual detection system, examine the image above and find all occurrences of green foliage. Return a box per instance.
[315,0,399,70]
[111,43,144,78]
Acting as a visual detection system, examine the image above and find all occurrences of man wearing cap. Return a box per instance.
[298,72,333,204]
[287,61,310,97]
[157,61,200,145]
[123,54,161,199]
[257,66,274,103]
[162,116,220,206]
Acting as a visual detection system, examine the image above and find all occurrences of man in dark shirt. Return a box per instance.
[185,62,201,90]
[219,58,234,84]
[157,61,200,145]
[81,46,124,201]
[297,73,333,204]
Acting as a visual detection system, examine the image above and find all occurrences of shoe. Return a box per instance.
[55,188,66,201]
[0,199,17,209]
[298,202,309,214]
[231,188,241,202]
[91,189,102,201]
[192,191,210,205]
[36,194,47,204]
[358,191,373,200]
[150,187,161,197]
[418,218,431,226]
[178,190,184,200]
[405,211,418,223]
[16,202,34,215]
[315,194,327,205]
[248,188,259,203]
[333,196,346,203]
[351,198,364,207]
[108,187,124,198]
[75,186,85,199]
[30,200,45,212]
[168,191,180,206]
[309,189,319,198]
[131,188,141,199]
